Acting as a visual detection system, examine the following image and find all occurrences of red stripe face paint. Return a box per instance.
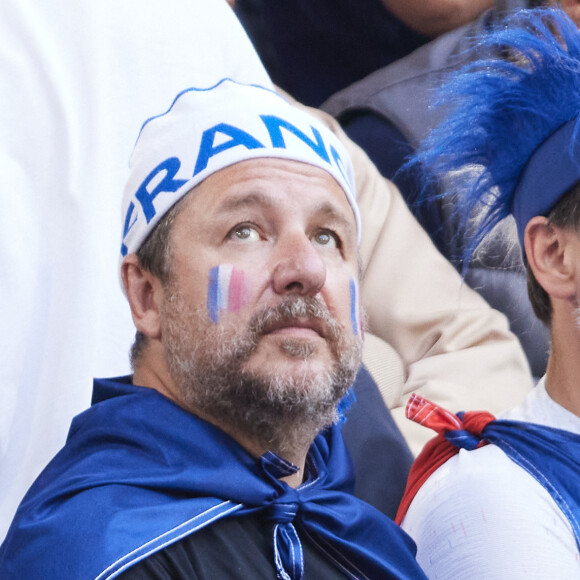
[207,264,248,323]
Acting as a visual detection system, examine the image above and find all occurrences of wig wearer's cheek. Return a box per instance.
[349,278,362,336]
[207,264,248,323]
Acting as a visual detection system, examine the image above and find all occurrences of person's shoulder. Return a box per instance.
[403,444,516,531]
[404,443,564,527]
[402,443,579,578]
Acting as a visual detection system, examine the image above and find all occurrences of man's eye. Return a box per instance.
[230,225,260,242]
[312,230,339,248]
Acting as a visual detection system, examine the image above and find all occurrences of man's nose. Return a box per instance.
[271,234,326,296]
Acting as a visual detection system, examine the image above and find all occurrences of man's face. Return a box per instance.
[158,158,362,453]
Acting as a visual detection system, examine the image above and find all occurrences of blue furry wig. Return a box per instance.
[411,7,580,266]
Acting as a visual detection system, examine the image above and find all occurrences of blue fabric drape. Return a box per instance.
[0,376,425,579]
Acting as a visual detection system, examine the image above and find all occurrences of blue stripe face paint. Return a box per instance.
[349,278,361,335]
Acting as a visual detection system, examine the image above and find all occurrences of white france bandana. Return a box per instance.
[120,79,360,259]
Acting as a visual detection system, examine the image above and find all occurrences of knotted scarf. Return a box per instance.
[0,377,424,580]
[395,393,580,551]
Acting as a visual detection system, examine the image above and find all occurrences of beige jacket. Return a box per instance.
[304,102,534,454]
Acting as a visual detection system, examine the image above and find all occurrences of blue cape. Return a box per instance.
[0,377,425,579]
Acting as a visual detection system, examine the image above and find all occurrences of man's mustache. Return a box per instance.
[247,296,341,344]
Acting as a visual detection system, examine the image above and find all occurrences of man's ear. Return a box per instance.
[121,254,163,339]
[524,216,578,302]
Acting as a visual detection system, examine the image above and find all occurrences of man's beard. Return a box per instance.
[161,290,362,458]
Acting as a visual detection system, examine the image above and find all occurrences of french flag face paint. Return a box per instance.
[349,278,362,336]
[207,264,248,323]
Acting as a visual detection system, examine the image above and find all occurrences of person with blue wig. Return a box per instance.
[393,7,580,578]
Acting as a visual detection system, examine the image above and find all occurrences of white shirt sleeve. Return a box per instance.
[401,445,580,579]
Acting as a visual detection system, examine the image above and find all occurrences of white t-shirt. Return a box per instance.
[0,0,270,542]
[402,379,580,579]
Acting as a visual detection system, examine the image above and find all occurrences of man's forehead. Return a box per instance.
[193,158,356,222]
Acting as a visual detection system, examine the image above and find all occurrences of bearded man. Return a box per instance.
[0,79,426,579]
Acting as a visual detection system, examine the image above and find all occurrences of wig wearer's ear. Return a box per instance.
[524,217,578,302]
[121,254,163,339]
